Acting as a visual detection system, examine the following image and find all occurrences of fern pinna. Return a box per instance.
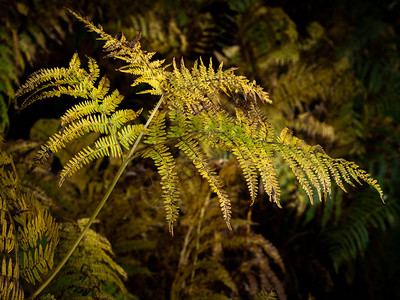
[15,10,384,238]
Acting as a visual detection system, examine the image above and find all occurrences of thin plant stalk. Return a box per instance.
[28,93,165,299]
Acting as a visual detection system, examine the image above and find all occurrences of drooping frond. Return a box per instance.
[47,219,128,299]
[142,145,180,235]
[176,137,232,230]
[142,111,179,234]
[274,128,384,204]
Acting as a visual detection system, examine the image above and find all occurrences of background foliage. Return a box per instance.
[2,0,399,299]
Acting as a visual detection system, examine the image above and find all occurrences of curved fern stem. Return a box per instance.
[28,92,165,299]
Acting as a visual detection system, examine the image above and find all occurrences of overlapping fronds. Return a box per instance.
[165,66,382,214]
[0,138,58,298]
[15,9,384,236]
[48,219,128,299]
[15,53,143,186]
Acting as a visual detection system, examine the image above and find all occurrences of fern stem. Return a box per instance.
[28,92,165,299]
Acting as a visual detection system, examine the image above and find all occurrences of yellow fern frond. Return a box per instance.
[110,108,142,128]
[176,137,232,230]
[100,89,125,114]
[231,147,259,204]
[143,111,167,145]
[142,145,180,235]
[69,10,166,95]
[59,135,123,186]
[61,100,100,126]
[118,124,144,150]
[275,128,383,203]
[167,58,272,107]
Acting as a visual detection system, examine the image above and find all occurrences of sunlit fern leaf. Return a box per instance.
[86,56,100,84]
[118,124,144,150]
[231,147,258,204]
[143,110,167,145]
[142,145,180,235]
[68,10,166,96]
[167,57,272,106]
[176,137,232,230]
[273,128,384,204]
[15,53,143,186]
[59,135,122,186]
[61,100,101,126]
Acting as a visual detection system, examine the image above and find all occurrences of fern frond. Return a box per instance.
[101,89,125,114]
[167,58,272,107]
[69,10,166,96]
[118,124,144,150]
[274,128,384,203]
[322,195,398,271]
[143,111,167,145]
[142,145,180,235]
[34,115,111,164]
[86,56,100,83]
[60,100,100,126]
[110,108,142,128]
[16,52,145,185]
[176,137,232,230]
[231,147,258,204]
[59,135,122,186]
